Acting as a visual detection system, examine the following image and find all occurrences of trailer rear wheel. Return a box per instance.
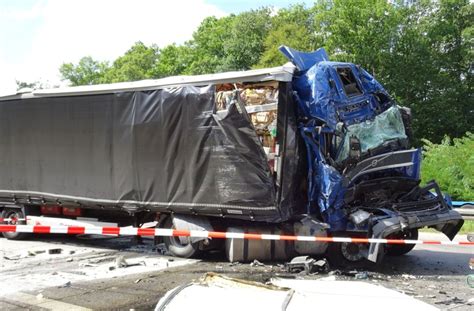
[162,216,200,258]
[386,229,418,256]
[1,208,28,240]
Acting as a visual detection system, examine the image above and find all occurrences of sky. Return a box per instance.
[0,0,312,94]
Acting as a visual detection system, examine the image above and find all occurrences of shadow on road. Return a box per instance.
[381,248,472,276]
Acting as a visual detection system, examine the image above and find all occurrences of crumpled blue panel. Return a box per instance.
[291,62,339,128]
[357,67,385,94]
[294,61,391,129]
[394,148,422,180]
[279,45,329,71]
[299,125,347,230]
[315,162,347,230]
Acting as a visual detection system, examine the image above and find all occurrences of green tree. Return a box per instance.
[59,56,110,86]
[153,44,194,77]
[222,8,272,70]
[422,133,474,200]
[258,4,319,67]
[421,0,473,142]
[183,9,272,74]
[16,80,41,90]
[186,16,234,74]
[312,0,403,75]
[105,42,159,83]
[385,0,473,143]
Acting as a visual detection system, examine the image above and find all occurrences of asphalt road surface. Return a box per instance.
[0,232,472,310]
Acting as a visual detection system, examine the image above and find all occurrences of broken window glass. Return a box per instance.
[336,67,363,97]
[336,106,407,163]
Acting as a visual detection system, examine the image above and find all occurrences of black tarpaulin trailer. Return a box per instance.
[0,64,305,223]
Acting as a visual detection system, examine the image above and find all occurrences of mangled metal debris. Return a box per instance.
[285,256,329,274]
[155,273,437,311]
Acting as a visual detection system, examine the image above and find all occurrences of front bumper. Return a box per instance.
[367,209,464,262]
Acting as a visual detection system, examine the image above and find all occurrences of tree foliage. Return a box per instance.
[421,133,474,200]
[313,0,403,75]
[104,42,159,83]
[59,0,473,145]
[16,80,43,90]
[59,56,109,86]
[184,16,234,74]
[257,4,318,68]
[153,44,194,77]
[384,0,473,143]
[223,8,272,70]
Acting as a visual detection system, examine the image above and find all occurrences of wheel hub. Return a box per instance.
[6,212,19,225]
[341,242,365,262]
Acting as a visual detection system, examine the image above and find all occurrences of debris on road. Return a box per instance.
[156,243,169,255]
[355,271,369,279]
[48,248,62,255]
[402,274,417,280]
[285,256,329,274]
[115,255,129,268]
[28,250,46,256]
[79,263,98,268]
[250,259,265,267]
[1,233,472,310]
[434,296,465,305]
[3,254,25,260]
[59,281,71,288]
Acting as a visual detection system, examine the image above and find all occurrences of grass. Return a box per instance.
[419,220,474,234]
[459,220,474,234]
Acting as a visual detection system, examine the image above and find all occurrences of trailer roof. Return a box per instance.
[0,63,295,101]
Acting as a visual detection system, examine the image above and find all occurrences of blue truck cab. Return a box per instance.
[281,46,463,263]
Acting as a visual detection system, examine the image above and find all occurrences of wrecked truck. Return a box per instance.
[0,46,463,265]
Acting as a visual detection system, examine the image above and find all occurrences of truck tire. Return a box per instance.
[162,216,200,258]
[386,229,418,256]
[326,233,383,269]
[327,240,370,269]
[1,208,29,240]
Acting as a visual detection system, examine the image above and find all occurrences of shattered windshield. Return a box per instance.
[336,106,407,163]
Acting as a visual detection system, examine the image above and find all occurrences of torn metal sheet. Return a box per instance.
[155,273,437,311]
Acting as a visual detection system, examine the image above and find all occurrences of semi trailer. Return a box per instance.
[0,47,463,265]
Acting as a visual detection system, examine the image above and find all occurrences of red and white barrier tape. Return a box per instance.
[0,218,26,223]
[0,224,473,246]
